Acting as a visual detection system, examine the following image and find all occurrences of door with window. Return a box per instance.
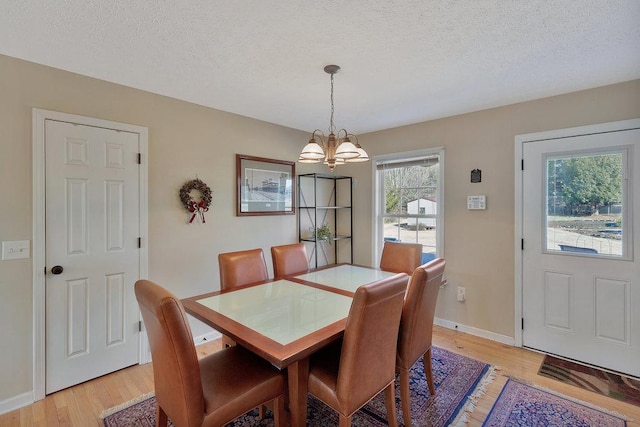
[374,150,443,264]
[522,125,639,377]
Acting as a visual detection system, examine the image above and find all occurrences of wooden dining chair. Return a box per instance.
[134,280,286,427]
[218,248,269,347]
[271,242,309,279]
[379,241,423,275]
[396,258,446,427]
[308,272,409,427]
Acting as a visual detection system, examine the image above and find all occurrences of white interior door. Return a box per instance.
[522,126,640,377]
[45,119,141,393]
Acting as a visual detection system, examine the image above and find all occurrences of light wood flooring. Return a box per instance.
[1,325,638,426]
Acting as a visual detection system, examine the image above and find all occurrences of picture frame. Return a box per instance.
[236,154,296,216]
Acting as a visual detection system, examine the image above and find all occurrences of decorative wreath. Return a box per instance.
[179,178,212,223]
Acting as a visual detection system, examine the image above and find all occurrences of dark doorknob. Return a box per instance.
[51,265,64,275]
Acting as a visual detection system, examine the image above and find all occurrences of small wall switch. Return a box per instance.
[467,195,486,210]
[456,286,466,302]
[2,240,31,260]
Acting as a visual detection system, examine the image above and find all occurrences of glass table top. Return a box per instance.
[294,264,398,293]
[196,280,352,345]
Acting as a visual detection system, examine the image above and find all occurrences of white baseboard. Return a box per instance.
[434,317,515,346]
[194,330,221,346]
[0,391,34,416]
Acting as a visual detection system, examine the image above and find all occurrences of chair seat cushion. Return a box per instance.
[201,346,284,425]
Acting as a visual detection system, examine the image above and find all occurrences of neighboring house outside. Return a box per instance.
[407,198,436,228]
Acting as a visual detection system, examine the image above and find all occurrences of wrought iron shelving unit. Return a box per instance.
[297,173,353,268]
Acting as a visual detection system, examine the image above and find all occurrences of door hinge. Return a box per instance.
[138,320,143,332]
[521,239,524,250]
[521,318,524,330]
[521,159,524,170]
[137,153,141,164]
[138,237,141,248]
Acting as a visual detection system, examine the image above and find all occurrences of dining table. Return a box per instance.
[181,263,398,427]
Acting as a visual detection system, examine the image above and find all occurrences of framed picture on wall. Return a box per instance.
[236,154,296,216]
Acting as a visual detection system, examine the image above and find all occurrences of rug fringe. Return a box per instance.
[505,377,630,422]
[450,365,498,426]
[99,391,155,419]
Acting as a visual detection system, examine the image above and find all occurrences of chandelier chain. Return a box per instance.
[329,73,335,133]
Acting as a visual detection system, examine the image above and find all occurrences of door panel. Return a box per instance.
[45,120,140,393]
[544,271,572,331]
[594,277,629,344]
[522,127,639,377]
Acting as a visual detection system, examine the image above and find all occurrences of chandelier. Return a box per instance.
[298,65,369,170]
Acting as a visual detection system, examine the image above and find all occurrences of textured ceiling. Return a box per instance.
[1,1,639,134]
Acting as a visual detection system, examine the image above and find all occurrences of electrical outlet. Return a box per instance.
[456,286,466,302]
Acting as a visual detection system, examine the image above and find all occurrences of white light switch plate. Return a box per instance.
[467,195,486,210]
[2,240,31,260]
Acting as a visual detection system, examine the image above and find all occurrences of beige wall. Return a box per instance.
[0,54,315,403]
[351,79,640,340]
[1,52,638,406]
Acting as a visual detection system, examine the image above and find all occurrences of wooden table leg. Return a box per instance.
[287,357,309,427]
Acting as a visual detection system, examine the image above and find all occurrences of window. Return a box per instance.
[545,149,627,257]
[374,149,444,264]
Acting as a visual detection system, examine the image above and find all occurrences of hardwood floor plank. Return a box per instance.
[43,394,59,426]
[29,399,46,427]
[0,326,637,426]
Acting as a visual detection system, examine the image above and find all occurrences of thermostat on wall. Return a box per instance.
[467,195,486,210]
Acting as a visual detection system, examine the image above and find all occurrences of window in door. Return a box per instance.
[545,149,629,258]
[374,149,444,264]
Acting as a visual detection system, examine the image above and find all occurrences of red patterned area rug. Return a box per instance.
[539,354,640,407]
[482,378,627,427]
[101,347,494,427]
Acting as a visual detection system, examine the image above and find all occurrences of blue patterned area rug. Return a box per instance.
[101,347,493,427]
[482,378,627,427]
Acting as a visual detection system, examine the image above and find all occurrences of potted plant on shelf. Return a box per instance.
[315,224,333,245]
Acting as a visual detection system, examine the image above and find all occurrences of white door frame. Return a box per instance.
[32,109,149,400]
[514,118,640,348]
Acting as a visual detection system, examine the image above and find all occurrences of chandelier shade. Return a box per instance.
[348,143,370,162]
[298,65,369,170]
[299,139,325,160]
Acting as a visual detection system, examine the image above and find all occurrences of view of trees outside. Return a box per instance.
[382,160,439,256]
[546,151,624,256]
